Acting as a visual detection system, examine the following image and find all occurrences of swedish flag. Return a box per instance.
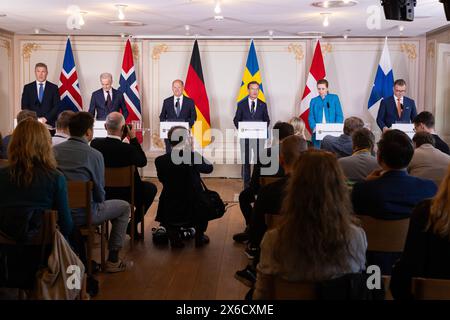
[236,40,266,103]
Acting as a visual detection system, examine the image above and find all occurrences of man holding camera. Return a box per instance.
[91,112,157,239]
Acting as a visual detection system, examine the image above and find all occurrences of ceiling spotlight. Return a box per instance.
[34,28,40,34]
[321,13,331,27]
[268,30,274,36]
[116,4,127,20]
[214,1,222,14]
[399,25,405,32]
[79,11,87,26]
[214,15,224,21]
[184,24,190,31]
[323,0,329,8]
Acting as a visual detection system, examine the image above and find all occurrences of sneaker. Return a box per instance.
[234,266,256,288]
[245,245,259,260]
[232,231,249,243]
[104,259,127,273]
[86,275,99,297]
[180,227,196,240]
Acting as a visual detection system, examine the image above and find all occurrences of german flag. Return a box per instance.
[184,40,211,147]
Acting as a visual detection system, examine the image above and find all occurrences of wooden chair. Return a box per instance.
[259,176,282,187]
[412,277,450,300]
[67,181,106,274]
[265,214,284,230]
[0,210,56,299]
[255,271,317,300]
[0,158,8,168]
[104,166,139,245]
[358,215,410,252]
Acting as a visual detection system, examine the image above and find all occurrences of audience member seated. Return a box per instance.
[408,132,450,187]
[233,122,294,243]
[352,130,437,274]
[413,111,450,155]
[320,116,364,158]
[53,112,130,273]
[235,135,308,287]
[390,165,450,299]
[91,112,157,239]
[52,110,74,146]
[253,150,367,299]
[155,126,213,248]
[0,119,73,289]
[339,128,379,183]
[1,110,37,159]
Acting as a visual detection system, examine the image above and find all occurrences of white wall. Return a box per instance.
[8,35,427,177]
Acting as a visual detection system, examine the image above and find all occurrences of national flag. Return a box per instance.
[58,38,83,112]
[368,37,394,119]
[299,40,326,134]
[184,40,211,147]
[118,39,142,141]
[236,40,265,103]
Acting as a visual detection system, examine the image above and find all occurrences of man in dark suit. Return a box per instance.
[376,79,417,132]
[90,112,157,239]
[21,62,60,127]
[352,129,437,274]
[88,73,128,121]
[413,111,450,155]
[159,79,197,153]
[233,81,270,189]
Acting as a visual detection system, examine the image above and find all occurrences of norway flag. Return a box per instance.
[58,38,83,112]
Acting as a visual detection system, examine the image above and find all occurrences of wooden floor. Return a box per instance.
[94,178,251,300]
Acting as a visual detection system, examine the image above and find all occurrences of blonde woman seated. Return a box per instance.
[253,150,367,300]
[288,117,312,147]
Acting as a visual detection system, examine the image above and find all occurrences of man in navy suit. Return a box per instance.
[352,129,437,274]
[376,79,417,132]
[159,79,197,153]
[233,81,270,188]
[21,62,60,127]
[88,73,128,121]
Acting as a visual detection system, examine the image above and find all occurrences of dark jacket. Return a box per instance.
[390,199,450,299]
[376,95,417,130]
[233,98,270,129]
[21,81,60,126]
[159,95,197,128]
[88,88,128,120]
[155,151,212,226]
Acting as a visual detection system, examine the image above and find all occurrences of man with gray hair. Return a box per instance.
[88,72,128,120]
[321,116,365,158]
[91,112,157,239]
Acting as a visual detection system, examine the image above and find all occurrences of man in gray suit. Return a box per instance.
[338,128,380,183]
[321,116,364,158]
[408,132,450,187]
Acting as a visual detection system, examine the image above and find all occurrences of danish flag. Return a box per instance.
[118,39,142,124]
[299,40,326,134]
[58,38,83,112]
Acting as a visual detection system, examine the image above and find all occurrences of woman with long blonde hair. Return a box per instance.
[0,119,73,237]
[289,116,307,140]
[253,150,367,299]
[391,164,450,299]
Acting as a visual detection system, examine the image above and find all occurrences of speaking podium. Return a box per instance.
[93,120,107,138]
[315,123,344,140]
[160,121,189,139]
[238,122,268,139]
[391,123,415,139]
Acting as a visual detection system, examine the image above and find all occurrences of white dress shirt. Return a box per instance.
[103,89,113,102]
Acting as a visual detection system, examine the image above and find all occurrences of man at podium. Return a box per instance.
[308,79,344,148]
[233,81,270,188]
[159,79,197,153]
[376,79,417,133]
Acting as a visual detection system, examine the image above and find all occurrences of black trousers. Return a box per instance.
[134,181,158,225]
[239,187,256,226]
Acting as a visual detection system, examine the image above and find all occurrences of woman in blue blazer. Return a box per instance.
[308,79,344,147]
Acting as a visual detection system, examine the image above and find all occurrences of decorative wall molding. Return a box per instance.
[22,43,40,60]
[152,44,168,60]
[288,43,304,61]
[132,42,139,61]
[427,41,435,59]
[0,39,10,57]
[321,43,332,55]
[400,43,417,60]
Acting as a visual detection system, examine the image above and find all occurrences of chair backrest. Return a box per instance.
[104,166,135,188]
[259,176,282,187]
[0,158,8,168]
[413,277,450,300]
[256,271,317,300]
[358,215,410,252]
[67,181,93,225]
[0,210,57,245]
[265,214,284,230]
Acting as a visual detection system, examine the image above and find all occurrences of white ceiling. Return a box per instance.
[0,0,448,37]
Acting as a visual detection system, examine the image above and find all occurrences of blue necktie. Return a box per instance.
[38,83,44,103]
